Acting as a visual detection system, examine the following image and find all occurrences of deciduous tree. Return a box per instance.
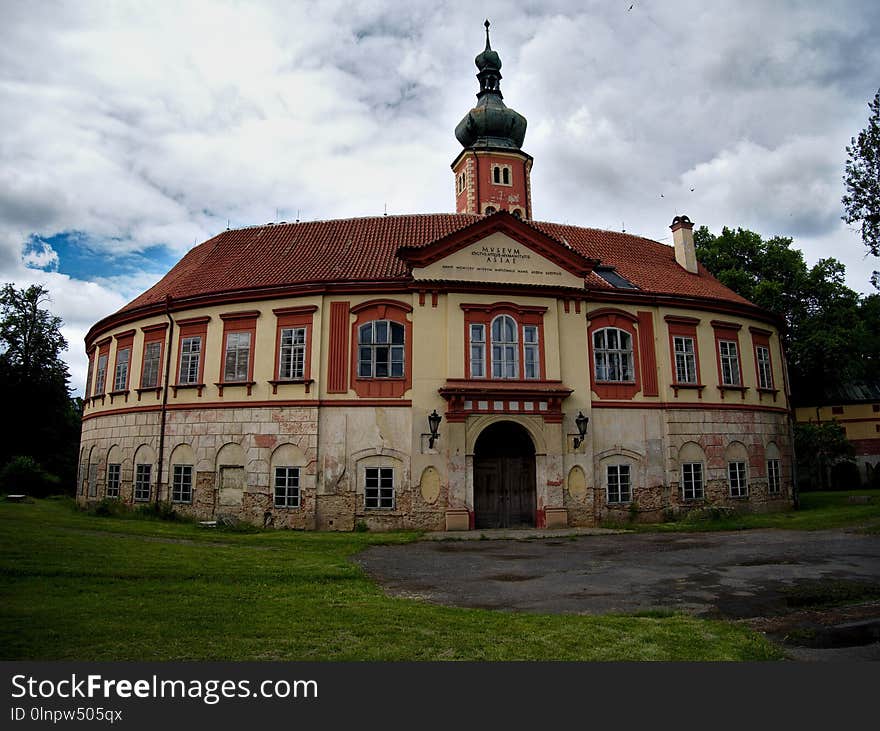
[842,88,880,289]
[0,284,80,493]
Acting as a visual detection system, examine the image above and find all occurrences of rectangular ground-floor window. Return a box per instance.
[607,464,632,504]
[767,459,781,495]
[365,467,394,509]
[681,462,704,501]
[172,464,193,504]
[728,461,748,497]
[274,466,301,508]
[134,464,152,502]
[106,463,121,498]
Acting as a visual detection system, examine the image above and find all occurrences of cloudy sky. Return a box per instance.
[2,0,878,394]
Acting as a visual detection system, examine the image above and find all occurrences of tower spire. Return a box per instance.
[451,22,533,219]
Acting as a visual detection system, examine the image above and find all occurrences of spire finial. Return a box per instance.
[484,19,491,49]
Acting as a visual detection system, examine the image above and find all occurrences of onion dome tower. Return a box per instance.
[452,20,533,219]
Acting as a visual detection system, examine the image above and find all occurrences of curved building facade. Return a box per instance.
[77,28,794,530]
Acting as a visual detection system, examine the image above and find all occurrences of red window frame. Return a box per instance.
[217,311,258,394]
[271,305,317,394]
[139,322,168,394]
[461,302,547,381]
[174,316,210,392]
[711,320,746,396]
[84,347,96,399]
[749,326,776,392]
[350,299,413,398]
[587,308,641,399]
[110,330,135,393]
[665,315,704,395]
[93,337,112,397]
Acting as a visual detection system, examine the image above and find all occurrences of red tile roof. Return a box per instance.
[119,213,753,315]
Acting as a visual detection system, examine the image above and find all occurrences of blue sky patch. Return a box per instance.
[25,232,179,292]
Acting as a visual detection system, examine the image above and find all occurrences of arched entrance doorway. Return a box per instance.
[473,421,536,529]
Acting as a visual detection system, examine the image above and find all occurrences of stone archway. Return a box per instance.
[473,421,536,529]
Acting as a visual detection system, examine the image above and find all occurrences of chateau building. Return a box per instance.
[794,381,880,486]
[78,25,794,530]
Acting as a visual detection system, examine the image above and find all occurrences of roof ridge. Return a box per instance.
[222,211,481,234]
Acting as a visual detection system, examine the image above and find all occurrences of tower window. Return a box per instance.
[484,206,497,215]
[492,165,512,186]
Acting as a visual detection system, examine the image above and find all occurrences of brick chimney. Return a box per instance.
[670,215,698,274]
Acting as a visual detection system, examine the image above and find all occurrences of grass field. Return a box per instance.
[0,498,788,661]
[607,489,880,533]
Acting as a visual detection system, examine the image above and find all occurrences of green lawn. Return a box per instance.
[610,489,880,533]
[0,499,782,661]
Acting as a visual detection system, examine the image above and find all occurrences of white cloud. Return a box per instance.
[1,0,879,397]
[22,241,60,271]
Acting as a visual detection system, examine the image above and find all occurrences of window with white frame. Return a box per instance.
[113,347,130,391]
[141,341,162,388]
[364,467,394,509]
[172,464,193,504]
[278,327,306,380]
[358,320,405,378]
[673,336,697,384]
[523,325,540,379]
[134,464,151,502]
[106,463,121,498]
[606,464,632,504]
[469,324,486,378]
[274,466,301,508]
[767,458,781,495]
[223,331,251,382]
[728,461,748,497]
[179,336,202,384]
[681,462,704,500]
[95,353,108,393]
[491,315,519,379]
[719,340,741,386]
[756,345,773,389]
[594,328,634,382]
[492,165,511,185]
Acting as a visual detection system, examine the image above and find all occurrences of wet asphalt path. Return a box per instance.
[356,529,880,618]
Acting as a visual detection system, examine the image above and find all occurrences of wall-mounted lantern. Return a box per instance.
[428,410,442,449]
[573,411,589,449]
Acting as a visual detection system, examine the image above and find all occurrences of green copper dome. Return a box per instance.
[475,20,502,71]
[455,21,527,150]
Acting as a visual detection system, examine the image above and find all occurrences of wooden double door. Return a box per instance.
[473,422,536,529]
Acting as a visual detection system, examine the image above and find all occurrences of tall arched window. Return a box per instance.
[593,327,634,382]
[491,315,518,378]
[358,320,405,378]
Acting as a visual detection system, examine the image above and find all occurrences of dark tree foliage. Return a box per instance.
[793,421,855,491]
[694,227,873,399]
[842,88,880,289]
[0,284,81,493]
